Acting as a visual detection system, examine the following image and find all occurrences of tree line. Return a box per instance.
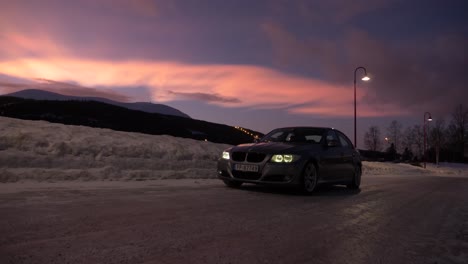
[363,104,468,164]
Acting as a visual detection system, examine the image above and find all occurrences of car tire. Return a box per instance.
[223,179,243,188]
[302,162,318,194]
[347,164,361,189]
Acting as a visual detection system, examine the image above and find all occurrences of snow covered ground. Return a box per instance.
[0,116,467,183]
[0,116,230,182]
[363,161,468,177]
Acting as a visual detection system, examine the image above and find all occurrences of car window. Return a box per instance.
[336,131,353,149]
[305,135,322,143]
[289,129,323,143]
[260,129,292,142]
[326,130,338,142]
[269,131,287,141]
[260,128,324,143]
[338,134,350,148]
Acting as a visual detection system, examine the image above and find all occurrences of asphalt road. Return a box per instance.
[1,175,468,264]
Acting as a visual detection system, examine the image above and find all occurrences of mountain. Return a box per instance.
[4,89,191,118]
[0,96,264,145]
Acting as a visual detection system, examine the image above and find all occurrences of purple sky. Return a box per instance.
[1,0,467,147]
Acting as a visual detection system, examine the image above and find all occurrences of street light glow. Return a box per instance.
[361,76,370,81]
[427,113,433,122]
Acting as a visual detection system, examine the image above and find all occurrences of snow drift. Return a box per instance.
[0,116,466,182]
[0,117,230,182]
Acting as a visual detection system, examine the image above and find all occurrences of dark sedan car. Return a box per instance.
[217,127,362,193]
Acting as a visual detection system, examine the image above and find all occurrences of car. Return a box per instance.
[217,127,362,193]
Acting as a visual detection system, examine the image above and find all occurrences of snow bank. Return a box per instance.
[0,117,231,182]
[0,117,466,182]
[362,161,468,177]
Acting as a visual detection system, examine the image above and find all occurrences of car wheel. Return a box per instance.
[347,164,361,189]
[223,179,243,188]
[302,162,318,194]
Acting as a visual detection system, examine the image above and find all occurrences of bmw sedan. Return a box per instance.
[217,127,362,193]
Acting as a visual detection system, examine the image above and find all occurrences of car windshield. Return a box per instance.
[259,128,325,144]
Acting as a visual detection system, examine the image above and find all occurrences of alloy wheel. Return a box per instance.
[303,163,317,193]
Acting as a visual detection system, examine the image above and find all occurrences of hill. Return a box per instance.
[0,96,263,145]
[4,89,191,118]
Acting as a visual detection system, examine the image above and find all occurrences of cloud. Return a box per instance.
[168,91,241,103]
[3,0,461,119]
[0,55,407,117]
[269,0,397,25]
[261,22,468,116]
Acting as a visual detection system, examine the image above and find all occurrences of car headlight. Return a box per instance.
[270,154,300,163]
[222,151,230,160]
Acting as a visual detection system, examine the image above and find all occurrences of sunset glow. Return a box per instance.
[1,0,466,146]
[0,56,403,117]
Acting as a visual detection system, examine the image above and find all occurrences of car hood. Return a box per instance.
[229,142,320,154]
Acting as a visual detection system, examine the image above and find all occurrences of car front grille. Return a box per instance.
[246,152,266,163]
[232,171,262,180]
[232,152,266,163]
[232,152,247,162]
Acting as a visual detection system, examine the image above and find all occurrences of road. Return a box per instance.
[1,175,468,264]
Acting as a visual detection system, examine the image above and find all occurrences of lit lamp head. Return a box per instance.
[428,116,433,122]
[361,76,370,81]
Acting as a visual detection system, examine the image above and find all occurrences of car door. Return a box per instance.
[336,131,355,181]
[320,130,342,181]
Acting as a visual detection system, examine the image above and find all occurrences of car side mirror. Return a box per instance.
[327,139,338,147]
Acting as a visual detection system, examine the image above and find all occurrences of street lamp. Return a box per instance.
[354,66,370,148]
[423,112,433,168]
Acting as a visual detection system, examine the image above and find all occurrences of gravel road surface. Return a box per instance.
[1,175,468,264]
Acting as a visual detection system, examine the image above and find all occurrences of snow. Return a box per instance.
[363,161,468,177]
[0,116,467,183]
[0,116,230,182]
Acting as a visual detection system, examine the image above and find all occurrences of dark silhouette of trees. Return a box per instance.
[386,143,397,161]
[402,125,424,160]
[387,120,403,154]
[412,125,424,160]
[429,119,446,165]
[447,104,468,162]
[402,147,413,162]
[364,126,382,151]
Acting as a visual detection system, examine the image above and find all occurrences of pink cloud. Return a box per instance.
[0,27,406,118]
[0,55,406,117]
[261,21,468,116]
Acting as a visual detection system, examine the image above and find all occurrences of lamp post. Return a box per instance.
[354,67,370,148]
[423,112,433,168]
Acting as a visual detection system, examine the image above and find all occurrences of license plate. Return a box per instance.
[234,164,259,172]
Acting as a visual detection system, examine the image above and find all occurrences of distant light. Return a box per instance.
[428,118,433,122]
[361,76,370,81]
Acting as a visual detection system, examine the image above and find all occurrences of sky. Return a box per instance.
[0,0,467,148]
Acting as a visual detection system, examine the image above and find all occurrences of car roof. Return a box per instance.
[273,126,334,130]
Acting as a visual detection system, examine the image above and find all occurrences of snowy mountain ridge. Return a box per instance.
[3,89,191,118]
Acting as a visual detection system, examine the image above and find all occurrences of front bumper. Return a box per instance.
[217,158,307,186]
